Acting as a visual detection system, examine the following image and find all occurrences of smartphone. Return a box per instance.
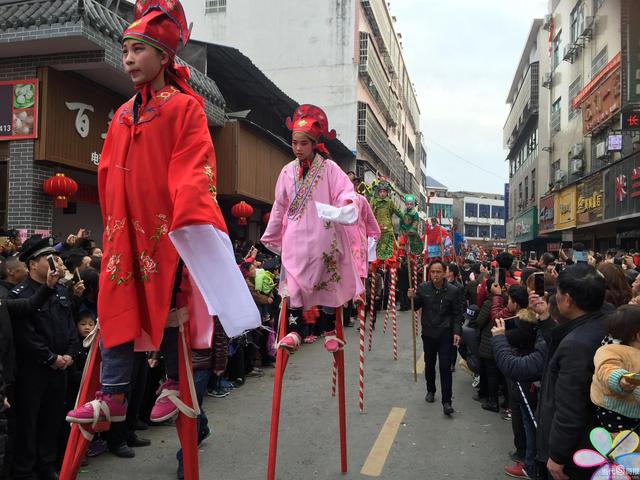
[502,315,519,330]
[623,373,640,386]
[72,268,81,284]
[554,262,564,274]
[493,267,506,286]
[529,251,537,261]
[533,272,545,296]
[46,254,56,272]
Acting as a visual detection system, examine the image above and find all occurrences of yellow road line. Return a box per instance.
[416,352,424,374]
[361,407,407,477]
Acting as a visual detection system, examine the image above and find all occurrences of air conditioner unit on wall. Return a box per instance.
[542,14,552,31]
[554,169,566,183]
[570,158,584,174]
[570,143,584,159]
[542,72,552,88]
[596,141,607,159]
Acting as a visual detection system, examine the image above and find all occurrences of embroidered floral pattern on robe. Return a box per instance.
[288,155,324,221]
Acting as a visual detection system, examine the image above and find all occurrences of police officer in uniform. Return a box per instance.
[10,237,79,480]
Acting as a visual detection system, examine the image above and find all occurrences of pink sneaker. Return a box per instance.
[66,391,127,424]
[324,330,345,353]
[150,379,180,423]
[276,332,301,353]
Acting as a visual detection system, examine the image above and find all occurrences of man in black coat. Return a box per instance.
[530,264,608,480]
[408,260,463,416]
[0,255,28,300]
[10,237,78,480]
[0,263,60,480]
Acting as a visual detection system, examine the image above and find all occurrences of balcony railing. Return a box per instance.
[359,32,392,123]
[361,0,398,76]
[358,102,389,165]
[503,62,539,149]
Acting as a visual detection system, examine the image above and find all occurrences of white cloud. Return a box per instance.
[390,0,548,193]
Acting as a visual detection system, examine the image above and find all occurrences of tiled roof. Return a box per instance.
[0,0,127,39]
[0,0,225,110]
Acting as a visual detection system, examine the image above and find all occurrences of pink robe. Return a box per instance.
[262,155,363,309]
[348,194,381,278]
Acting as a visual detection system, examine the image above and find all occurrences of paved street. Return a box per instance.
[83,310,512,480]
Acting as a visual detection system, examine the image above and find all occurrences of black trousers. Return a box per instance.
[13,365,67,479]
[422,333,453,405]
[509,380,526,457]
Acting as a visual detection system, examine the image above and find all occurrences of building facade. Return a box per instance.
[183,0,423,201]
[448,191,506,247]
[505,0,640,253]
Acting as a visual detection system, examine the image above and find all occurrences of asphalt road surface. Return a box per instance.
[81,309,513,479]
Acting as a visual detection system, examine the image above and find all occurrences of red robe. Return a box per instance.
[98,85,227,349]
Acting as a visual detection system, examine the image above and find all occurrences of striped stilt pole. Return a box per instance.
[368,269,376,352]
[390,267,398,360]
[357,303,366,412]
[331,359,337,397]
[412,257,419,338]
[382,266,390,334]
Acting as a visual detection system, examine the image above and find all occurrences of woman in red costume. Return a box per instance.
[66,0,259,426]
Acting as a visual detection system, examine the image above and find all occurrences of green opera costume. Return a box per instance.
[399,195,423,255]
[370,180,402,260]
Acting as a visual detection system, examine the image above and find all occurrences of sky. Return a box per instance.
[391,0,548,194]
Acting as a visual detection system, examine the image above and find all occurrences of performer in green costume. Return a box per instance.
[399,195,423,255]
[369,179,402,261]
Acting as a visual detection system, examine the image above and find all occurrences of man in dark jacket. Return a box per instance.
[10,237,79,480]
[531,264,607,480]
[408,260,462,416]
[0,256,28,300]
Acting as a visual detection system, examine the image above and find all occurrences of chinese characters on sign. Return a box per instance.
[538,194,555,234]
[576,172,604,226]
[604,154,640,221]
[622,111,640,131]
[555,186,577,230]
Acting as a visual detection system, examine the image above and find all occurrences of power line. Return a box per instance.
[424,137,507,181]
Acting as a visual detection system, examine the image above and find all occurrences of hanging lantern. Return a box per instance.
[231,201,253,226]
[42,173,78,208]
[262,211,271,225]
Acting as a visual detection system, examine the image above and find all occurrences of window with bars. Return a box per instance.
[205,0,226,13]
[551,97,562,134]
[531,168,536,200]
[359,32,368,70]
[568,75,582,119]
[592,47,608,77]
[570,1,584,43]
[553,30,562,70]
[524,176,529,203]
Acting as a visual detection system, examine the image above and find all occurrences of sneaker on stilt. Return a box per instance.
[66,391,127,424]
[276,332,301,353]
[150,379,180,423]
[324,330,345,353]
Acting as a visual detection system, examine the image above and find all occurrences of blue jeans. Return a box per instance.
[177,368,211,461]
[101,328,179,394]
[519,402,536,476]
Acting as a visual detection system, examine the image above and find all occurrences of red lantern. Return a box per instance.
[43,173,78,208]
[262,212,271,225]
[231,201,253,226]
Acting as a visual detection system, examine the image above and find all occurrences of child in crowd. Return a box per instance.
[591,305,640,432]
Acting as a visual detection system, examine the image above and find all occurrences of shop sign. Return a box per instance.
[603,152,640,220]
[555,185,577,230]
[513,207,537,243]
[0,79,38,140]
[576,172,604,226]
[35,67,123,173]
[538,193,555,234]
[622,111,640,131]
[578,60,621,134]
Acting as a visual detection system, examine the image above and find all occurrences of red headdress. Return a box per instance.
[122,0,203,107]
[286,104,335,176]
